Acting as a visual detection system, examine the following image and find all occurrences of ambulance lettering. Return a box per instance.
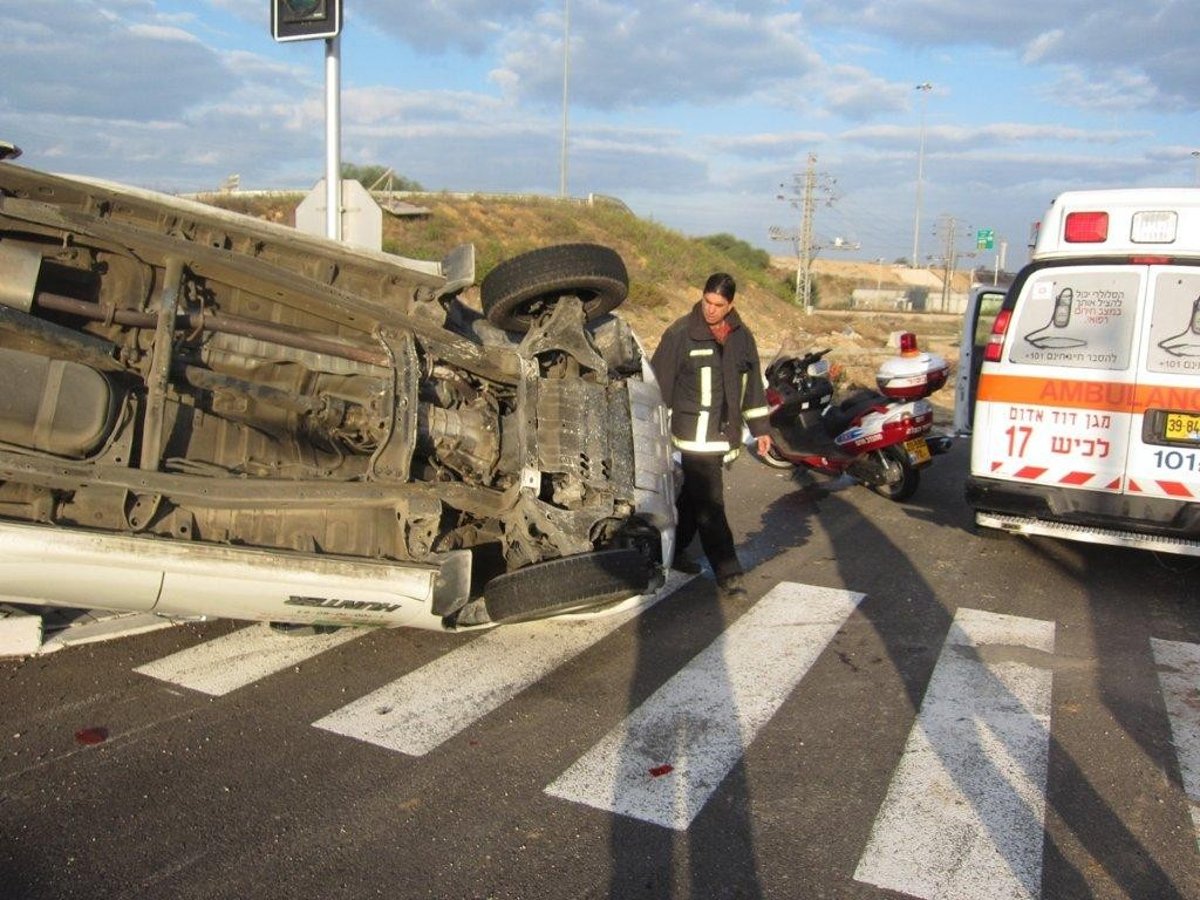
[1038,380,1135,408]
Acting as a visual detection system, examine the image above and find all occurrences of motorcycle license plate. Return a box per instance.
[903,438,931,465]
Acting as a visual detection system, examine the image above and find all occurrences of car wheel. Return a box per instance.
[483,548,651,623]
[481,243,628,333]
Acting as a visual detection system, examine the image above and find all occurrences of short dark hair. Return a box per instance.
[703,272,736,301]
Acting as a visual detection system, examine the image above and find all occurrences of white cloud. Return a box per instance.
[1022,29,1062,64]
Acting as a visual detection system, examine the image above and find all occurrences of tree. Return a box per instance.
[340,163,423,192]
[698,233,770,270]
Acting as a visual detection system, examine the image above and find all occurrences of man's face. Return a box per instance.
[701,291,733,325]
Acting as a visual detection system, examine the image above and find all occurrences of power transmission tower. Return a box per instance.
[769,153,836,313]
[931,214,974,312]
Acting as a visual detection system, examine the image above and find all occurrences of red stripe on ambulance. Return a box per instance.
[1157,481,1194,498]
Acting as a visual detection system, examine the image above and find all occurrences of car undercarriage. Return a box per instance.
[0,162,675,631]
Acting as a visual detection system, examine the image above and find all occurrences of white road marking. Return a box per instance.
[312,572,692,755]
[854,607,1055,900]
[134,624,363,696]
[544,582,864,830]
[1151,638,1200,852]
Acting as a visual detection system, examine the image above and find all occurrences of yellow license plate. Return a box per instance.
[1164,412,1200,443]
[904,438,931,464]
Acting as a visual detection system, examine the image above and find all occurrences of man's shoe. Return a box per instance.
[671,554,702,574]
[717,574,747,597]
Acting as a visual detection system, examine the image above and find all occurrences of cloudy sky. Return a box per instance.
[3,0,1198,271]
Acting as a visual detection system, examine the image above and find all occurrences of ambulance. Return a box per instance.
[965,188,1200,556]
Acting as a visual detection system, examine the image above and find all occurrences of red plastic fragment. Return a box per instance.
[648,764,674,777]
[74,726,109,746]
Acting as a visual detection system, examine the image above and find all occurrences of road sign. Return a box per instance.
[976,228,995,250]
[296,179,382,251]
[271,0,341,43]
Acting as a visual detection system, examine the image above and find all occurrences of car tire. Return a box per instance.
[481,243,628,333]
[483,548,651,623]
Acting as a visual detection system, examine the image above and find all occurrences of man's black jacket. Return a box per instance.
[650,302,770,454]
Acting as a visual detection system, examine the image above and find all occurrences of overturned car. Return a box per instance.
[0,161,675,631]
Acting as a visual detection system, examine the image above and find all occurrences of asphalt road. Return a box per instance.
[2,442,1198,899]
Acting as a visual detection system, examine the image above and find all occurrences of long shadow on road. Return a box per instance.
[829,477,1188,897]
[604,578,765,898]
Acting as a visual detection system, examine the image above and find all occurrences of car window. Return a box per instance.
[973,292,1005,347]
[1008,268,1141,370]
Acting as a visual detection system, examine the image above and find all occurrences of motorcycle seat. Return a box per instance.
[823,388,888,436]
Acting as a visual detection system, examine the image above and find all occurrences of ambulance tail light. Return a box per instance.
[984,309,1012,363]
[1064,211,1109,243]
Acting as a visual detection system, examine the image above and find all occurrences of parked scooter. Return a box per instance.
[754,332,952,501]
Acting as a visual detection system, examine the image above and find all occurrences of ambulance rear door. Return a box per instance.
[1124,264,1200,505]
[972,263,1145,502]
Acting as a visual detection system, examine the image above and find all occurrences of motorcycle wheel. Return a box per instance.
[755,444,795,470]
[866,445,920,502]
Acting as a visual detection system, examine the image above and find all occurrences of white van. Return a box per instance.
[965,188,1200,556]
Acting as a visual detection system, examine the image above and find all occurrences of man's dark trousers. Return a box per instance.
[676,451,742,581]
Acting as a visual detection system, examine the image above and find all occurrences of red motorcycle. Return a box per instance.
[754,332,952,501]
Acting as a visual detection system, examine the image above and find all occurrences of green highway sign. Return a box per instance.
[976,228,995,250]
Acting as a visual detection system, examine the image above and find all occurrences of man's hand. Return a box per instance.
[756,434,772,457]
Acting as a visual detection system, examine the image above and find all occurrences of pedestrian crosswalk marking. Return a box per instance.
[124,580,1200,884]
[544,582,864,830]
[312,572,692,755]
[854,607,1055,900]
[1151,638,1200,853]
[134,623,363,696]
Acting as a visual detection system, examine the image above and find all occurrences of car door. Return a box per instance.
[954,287,1006,434]
[973,265,1144,498]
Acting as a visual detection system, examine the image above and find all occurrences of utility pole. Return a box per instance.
[770,153,835,313]
[932,214,976,312]
[798,153,816,313]
[941,215,956,312]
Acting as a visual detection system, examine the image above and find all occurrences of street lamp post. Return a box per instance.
[911,82,932,268]
[559,0,571,197]
[1192,150,1199,187]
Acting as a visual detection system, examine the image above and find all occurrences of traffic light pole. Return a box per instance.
[324,33,342,241]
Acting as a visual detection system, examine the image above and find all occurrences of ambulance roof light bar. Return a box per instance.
[1063,208,1179,245]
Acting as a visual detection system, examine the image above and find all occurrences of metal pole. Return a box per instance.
[325,34,342,241]
[800,153,816,313]
[560,0,571,197]
[1192,150,1200,187]
[911,83,932,268]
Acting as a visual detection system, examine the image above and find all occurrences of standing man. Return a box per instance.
[651,273,771,597]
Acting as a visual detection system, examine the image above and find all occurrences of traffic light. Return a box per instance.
[271,0,341,43]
